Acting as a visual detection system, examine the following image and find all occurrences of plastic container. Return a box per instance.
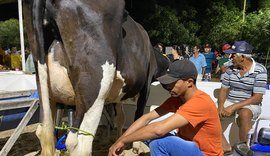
[250,143,270,156]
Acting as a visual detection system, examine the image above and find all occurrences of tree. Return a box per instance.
[204,2,243,50]
[145,4,200,46]
[242,10,270,67]
[0,18,20,49]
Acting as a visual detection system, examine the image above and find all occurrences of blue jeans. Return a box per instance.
[144,134,204,156]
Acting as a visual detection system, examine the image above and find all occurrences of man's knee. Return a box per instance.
[237,108,253,125]
[149,139,159,149]
[238,108,253,120]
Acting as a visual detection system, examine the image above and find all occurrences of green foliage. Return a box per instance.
[146,5,200,46]
[0,18,20,49]
[205,2,243,49]
[259,0,270,10]
[242,10,270,53]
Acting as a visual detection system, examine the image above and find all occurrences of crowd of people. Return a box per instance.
[155,42,240,82]
[0,47,22,71]
[109,41,268,156]
[0,46,35,73]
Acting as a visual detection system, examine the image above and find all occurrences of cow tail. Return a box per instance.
[33,0,55,156]
[32,0,46,64]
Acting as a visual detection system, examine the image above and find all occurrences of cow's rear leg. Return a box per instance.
[36,62,55,156]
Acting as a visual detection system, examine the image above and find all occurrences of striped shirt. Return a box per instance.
[221,59,268,102]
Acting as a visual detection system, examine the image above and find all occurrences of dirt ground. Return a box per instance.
[0,123,149,156]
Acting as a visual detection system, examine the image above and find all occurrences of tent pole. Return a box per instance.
[18,0,25,72]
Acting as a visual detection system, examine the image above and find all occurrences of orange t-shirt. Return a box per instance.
[159,89,223,156]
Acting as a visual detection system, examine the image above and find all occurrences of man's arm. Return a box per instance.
[201,66,206,79]
[217,87,229,117]
[123,113,188,143]
[118,108,163,140]
[109,109,189,156]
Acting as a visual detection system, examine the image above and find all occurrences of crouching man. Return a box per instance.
[109,60,223,156]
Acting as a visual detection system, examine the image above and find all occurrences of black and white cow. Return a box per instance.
[23,0,169,155]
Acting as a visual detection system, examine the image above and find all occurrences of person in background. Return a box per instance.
[189,45,207,81]
[24,46,31,61]
[177,44,189,60]
[25,52,36,74]
[217,41,268,155]
[168,45,188,62]
[0,48,5,70]
[3,49,11,69]
[10,47,22,70]
[109,60,223,156]
[155,43,165,56]
[215,43,231,81]
[0,47,5,65]
[203,43,215,81]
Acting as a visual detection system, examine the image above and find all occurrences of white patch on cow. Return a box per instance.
[106,70,126,103]
[65,131,78,154]
[115,70,126,99]
[67,61,116,156]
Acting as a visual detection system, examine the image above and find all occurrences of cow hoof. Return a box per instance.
[132,141,149,155]
[132,141,141,154]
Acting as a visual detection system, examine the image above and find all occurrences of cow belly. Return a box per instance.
[48,51,75,105]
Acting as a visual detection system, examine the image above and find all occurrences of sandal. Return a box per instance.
[223,150,233,156]
[224,146,234,156]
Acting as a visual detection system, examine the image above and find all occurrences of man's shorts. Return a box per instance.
[223,100,261,120]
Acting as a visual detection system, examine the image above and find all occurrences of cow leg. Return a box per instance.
[66,62,116,156]
[115,102,125,137]
[134,82,150,120]
[36,62,55,156]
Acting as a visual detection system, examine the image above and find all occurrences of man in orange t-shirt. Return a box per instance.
[109,60,223,156]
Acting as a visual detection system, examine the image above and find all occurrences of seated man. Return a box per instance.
[109,60,223,156]
[217,41,268,154]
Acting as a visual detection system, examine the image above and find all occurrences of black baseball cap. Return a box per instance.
[157,60,198,85]
[204,43,211,48]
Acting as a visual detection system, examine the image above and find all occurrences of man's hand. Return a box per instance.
[218,104,236,117]
[217,105,225,117]
[223,104,236,117]
[108,140,125,156]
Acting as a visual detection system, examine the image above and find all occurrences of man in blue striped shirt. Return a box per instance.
[217,41,268,154]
